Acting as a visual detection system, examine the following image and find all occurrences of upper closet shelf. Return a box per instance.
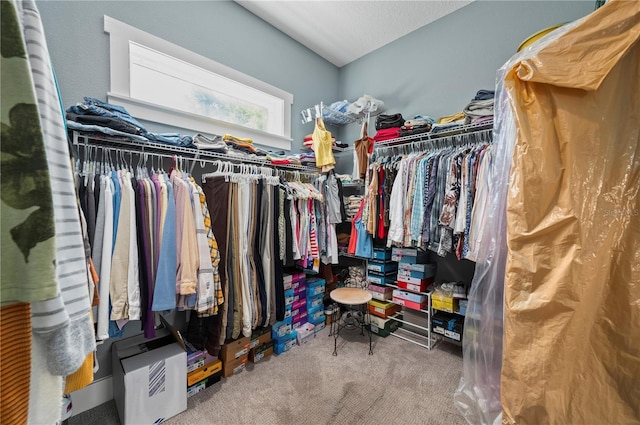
[301,95,385,126]
[71,131,319,173]
[373,119,494,150]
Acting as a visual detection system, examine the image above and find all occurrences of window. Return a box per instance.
[104,16,293,150]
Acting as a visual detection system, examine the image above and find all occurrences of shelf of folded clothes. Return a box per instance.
[66,96,318,172]
[372,118,494,149]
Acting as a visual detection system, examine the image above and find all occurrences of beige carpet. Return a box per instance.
[166,327,466,425]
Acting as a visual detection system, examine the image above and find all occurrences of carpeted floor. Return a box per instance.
[69,326,466,425]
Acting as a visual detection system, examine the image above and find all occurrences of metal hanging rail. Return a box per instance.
[373,119,494,151]
[71,130,319,174]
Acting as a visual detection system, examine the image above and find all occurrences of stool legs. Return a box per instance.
[330,303,374,356]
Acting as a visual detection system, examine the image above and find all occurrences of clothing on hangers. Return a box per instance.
[371,131,492,259]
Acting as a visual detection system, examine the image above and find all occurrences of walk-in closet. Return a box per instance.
[2,1,638,425]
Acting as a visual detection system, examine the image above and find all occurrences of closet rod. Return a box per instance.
[373,119,494,151]
[71,130,319,174]
[75,143,320,179]
[372,127,492,159]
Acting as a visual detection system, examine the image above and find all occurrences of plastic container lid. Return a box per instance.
[517,23,567,52]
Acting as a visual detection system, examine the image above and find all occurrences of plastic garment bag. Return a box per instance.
[500,2,640,423]
[455,2,640,424]
[452,31,521,425]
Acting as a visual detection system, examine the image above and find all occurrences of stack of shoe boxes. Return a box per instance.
[273,318,297,355]
[367,248,397,288]
[366,248,401,336]
[306,277,326,333]
[248,325,273,364]
[283,271,305,320]
[185,343,222,398]
[431,282,467,343]
[290,273,308,330]
[274,271,304,355]
[391,248,436,336]
[219,336,250,378]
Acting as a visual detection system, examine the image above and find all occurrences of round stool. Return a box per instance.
[329,288,373,356]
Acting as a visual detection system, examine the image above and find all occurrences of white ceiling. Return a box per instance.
[235,1,473,68]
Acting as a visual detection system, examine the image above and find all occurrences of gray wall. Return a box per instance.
[336,0,595,145]
[37,0,340,153]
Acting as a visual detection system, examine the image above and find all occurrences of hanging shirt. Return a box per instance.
[125,173,141,320]
[312,116,335,171]
[152,175,177,312]
[387,159,407,247]
[110,170,131,321]
[96,176,114,341]
[189,178,216,314]
[193,177,223,315]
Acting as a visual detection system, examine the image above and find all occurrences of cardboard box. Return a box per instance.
[368,284,393,301]
[306,294,324,310]
[392,296,428,311]
[432,312,464,341]
[292,299,307,311]
[112,331,187,425]
[187,360,222,387]
[431,293,460,314]
[314,320,326,333]
[396,274,433,286]
[222,354,248,378]
[293,284,307,297]
[306,283,325,297]
[367,260,398,274]
[398,262,436,277]
[249,341,274,363]
[292,310,308,328]
[185,341,207,373]
[284,289,294,306]
[250,326,272,349]
[290,305,307,318]
[366,273,395,286]
[296,322,315,345]
[187,372,221,398]
[391,247,428,263]
[372,248,392,261]
[306,278,326,297]
[187,355,205,374]
[273,317,293,338]
[307,306,325,322]
[392,289,427,304]
[368,299,401,318]
[283,272,305,290]
[397,279,432,293]
[309,312,326,326]
[290,279,305,290]
[275,339,297,355]
[219,336,251,362]
[368,314,402,337]
[274,330,297,355]
[284,304,292,318]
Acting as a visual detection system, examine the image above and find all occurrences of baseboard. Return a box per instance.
[70,376,113,415]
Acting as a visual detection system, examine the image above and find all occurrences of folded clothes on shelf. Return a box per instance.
[66,120,150,142]
[67,96,194,147]
[346,94,384,116]
[193,133,228,153]
[373,127,401,142]
[437,112,466,124]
